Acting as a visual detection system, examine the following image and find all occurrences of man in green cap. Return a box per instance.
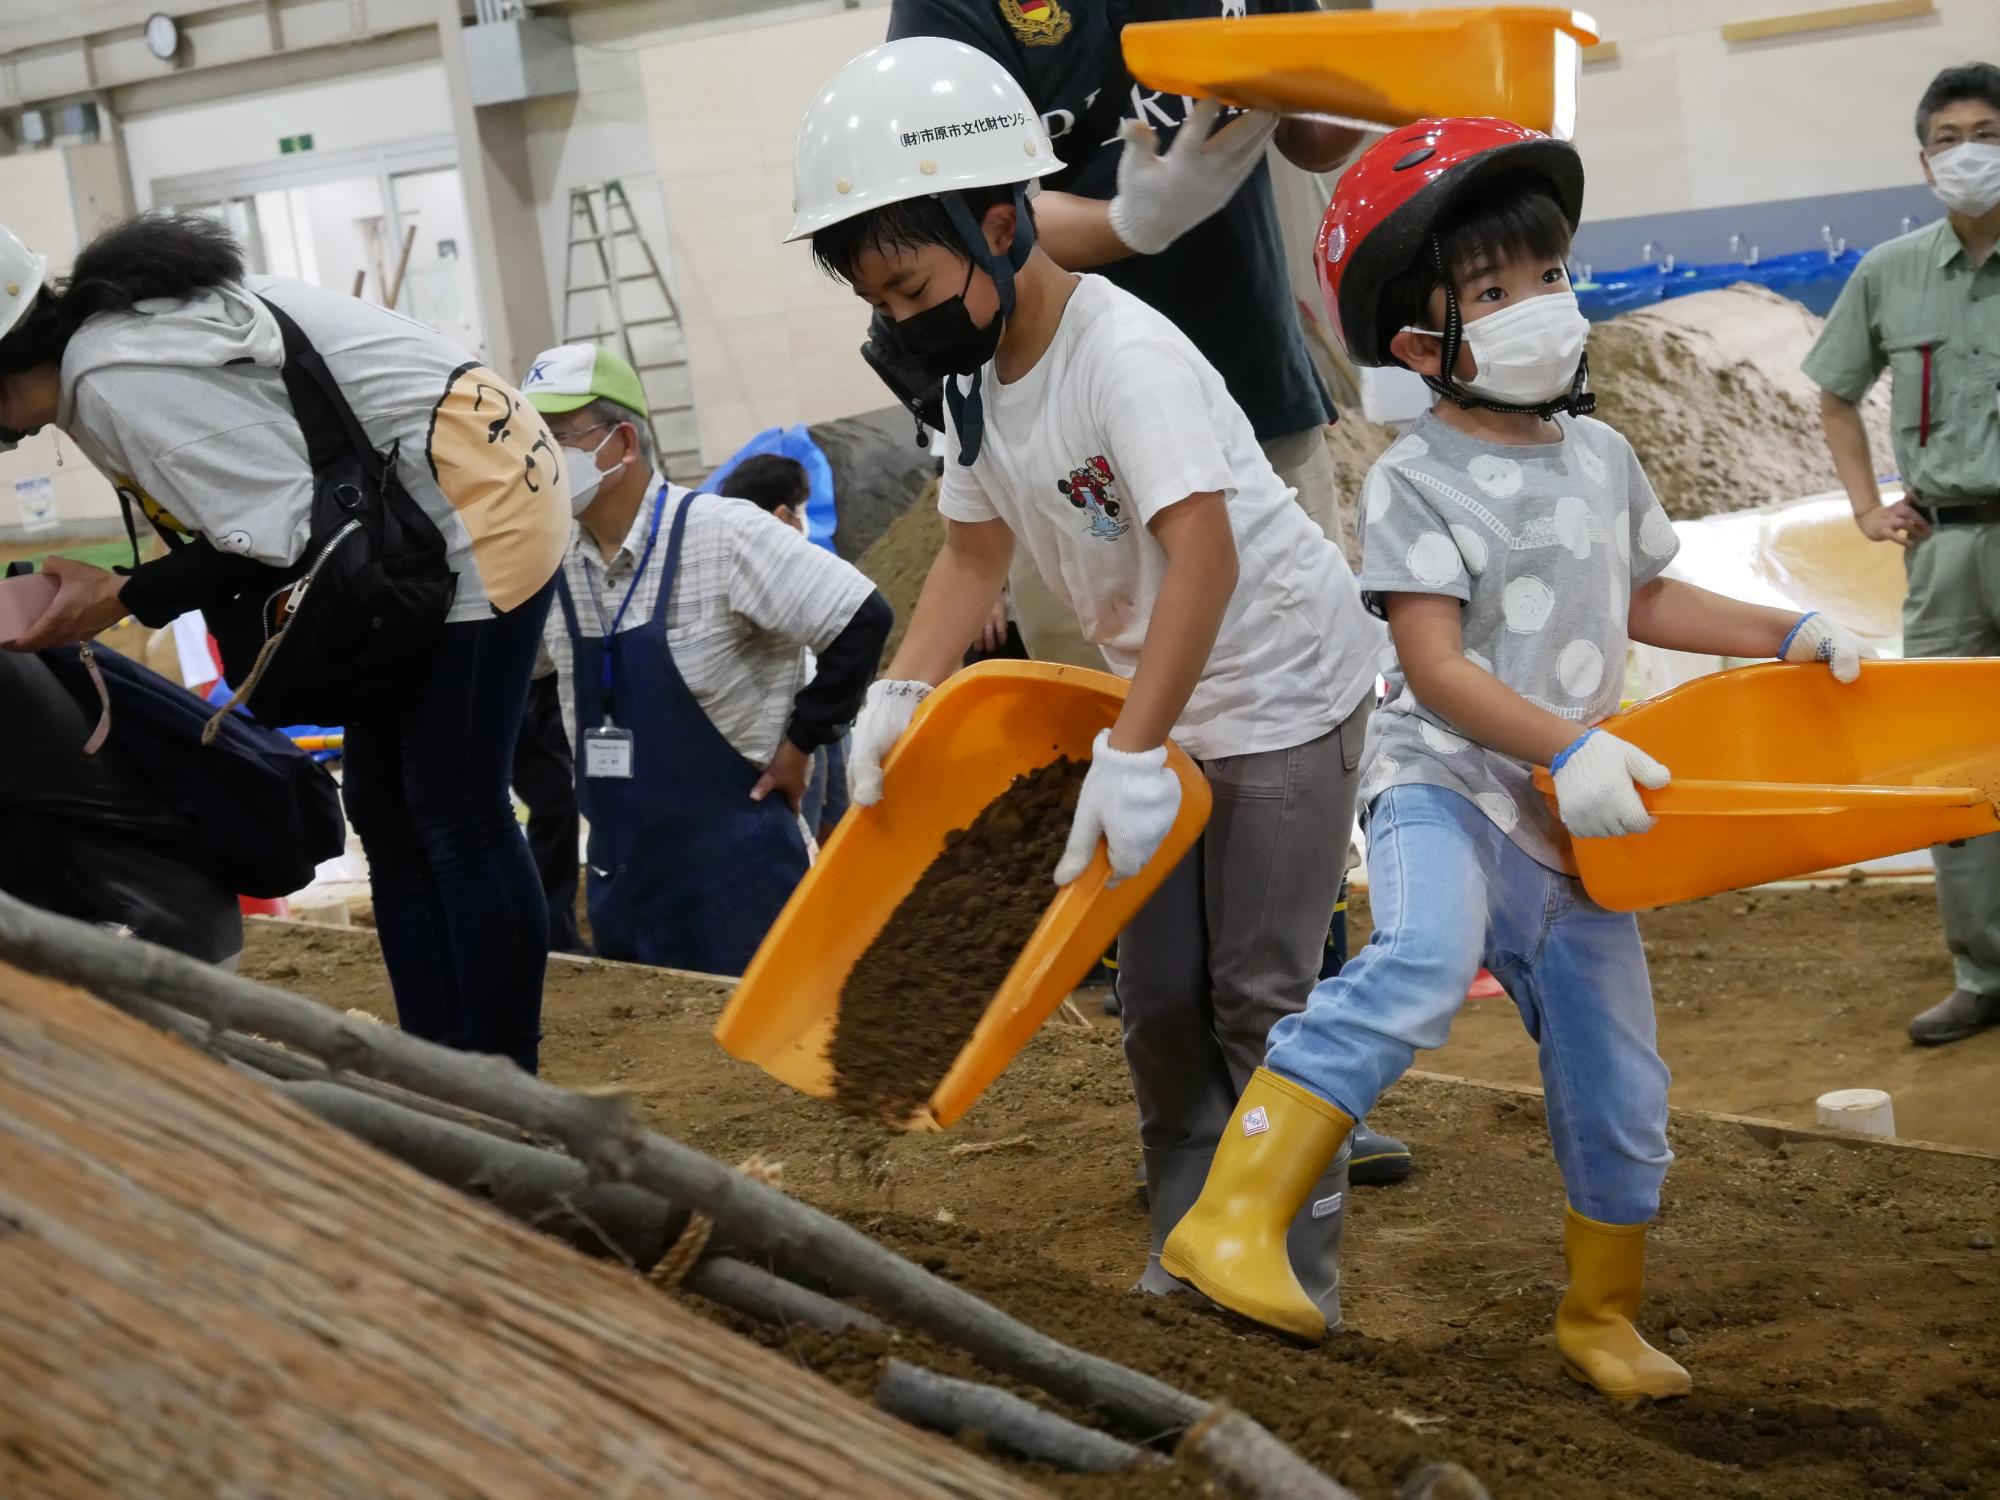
[520,343,892,973]
[1806,61,2000,1046]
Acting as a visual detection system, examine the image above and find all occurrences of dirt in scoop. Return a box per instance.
[828,756,1088,1123]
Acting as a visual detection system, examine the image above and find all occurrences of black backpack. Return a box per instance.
[127,295,457,728]
[37,640,346,897]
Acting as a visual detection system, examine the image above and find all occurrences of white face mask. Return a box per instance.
[1408,289,1590,408]
[562,429,616,516]
[1928,141,2000,218]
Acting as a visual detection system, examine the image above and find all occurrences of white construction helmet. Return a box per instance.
[786,37,1062,243]
[0,223,46,346]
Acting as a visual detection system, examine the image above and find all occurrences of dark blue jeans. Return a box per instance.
[343,580,553,1072]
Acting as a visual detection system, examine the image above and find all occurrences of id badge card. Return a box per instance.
[583,725,635,780]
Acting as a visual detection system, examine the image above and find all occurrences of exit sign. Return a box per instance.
[278,133,314,154]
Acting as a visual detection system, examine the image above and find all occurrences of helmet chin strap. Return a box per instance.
[1420,238,1596,422]
[939,186,1037,465]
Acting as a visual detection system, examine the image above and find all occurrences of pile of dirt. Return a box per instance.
[830,756,1087,1121]
[1590,285,1895,520]
[237,887,2000,1500]
[1324,411,1398,565]
[856,477,945,660]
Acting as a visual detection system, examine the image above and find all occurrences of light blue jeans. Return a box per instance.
[1265,782,1673,1225]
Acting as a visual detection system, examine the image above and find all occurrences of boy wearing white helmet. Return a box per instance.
[791,37,1384,1318]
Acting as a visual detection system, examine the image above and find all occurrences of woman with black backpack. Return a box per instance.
[0,213,571,1074]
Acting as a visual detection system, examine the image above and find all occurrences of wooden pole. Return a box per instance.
[385,223,419,310]
[274,1077,688,1268]
[878,1361,1152,1474]
[1179,1407,1365,1500]
[0,894,1434,1496]
[268,1074,886,1334]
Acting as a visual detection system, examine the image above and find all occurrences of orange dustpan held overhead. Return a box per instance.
[1120,7,1600,139]
[713,662,1211,1131]
[1533,659,2000,912]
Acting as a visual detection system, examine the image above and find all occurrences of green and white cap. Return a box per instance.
[520,342,648,419]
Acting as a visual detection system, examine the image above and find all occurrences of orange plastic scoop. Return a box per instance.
[1120,7,1600,138]
[713,662,1211,1130]
[1532,659,2000,911]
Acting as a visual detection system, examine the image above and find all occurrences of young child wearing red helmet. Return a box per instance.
[1160,118,1870,1403]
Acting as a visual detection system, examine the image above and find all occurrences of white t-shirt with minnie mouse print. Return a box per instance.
[936,273,1380,760]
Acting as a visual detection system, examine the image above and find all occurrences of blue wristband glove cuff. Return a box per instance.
[1551,729,1598,774]
[1777,611,1819,661]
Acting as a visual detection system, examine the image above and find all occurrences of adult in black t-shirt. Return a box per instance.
[886,0,1364,661]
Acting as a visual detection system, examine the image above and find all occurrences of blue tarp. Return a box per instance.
[1576,246,1863,322]
[701,424,838,554]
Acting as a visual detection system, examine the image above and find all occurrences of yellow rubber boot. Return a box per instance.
[1555,1207,1693,1404]
[1159,1069,1353,1341]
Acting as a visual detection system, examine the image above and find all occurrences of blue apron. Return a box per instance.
[555,485,808,973]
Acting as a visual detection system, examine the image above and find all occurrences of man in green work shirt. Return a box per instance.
[1806,61,2000,1047]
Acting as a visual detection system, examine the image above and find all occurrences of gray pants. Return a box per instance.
[1118,700,1370,1144]
[1904,525,2000,995]
[1012,425,1338,668]
[1117,699,1371,1317]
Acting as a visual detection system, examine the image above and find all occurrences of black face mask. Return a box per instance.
[891,261,1003,381]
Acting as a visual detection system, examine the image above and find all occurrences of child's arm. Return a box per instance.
[850,518,1014,807]
[1387,594,1577,766]
[1052,491,1235,885]
[1110,491,1236,751]
[884,517,1015,684]
[1387,593,1670,839]
[1628,578,1864,678]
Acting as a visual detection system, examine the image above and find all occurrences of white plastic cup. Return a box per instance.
[1816,1088,1896,1138]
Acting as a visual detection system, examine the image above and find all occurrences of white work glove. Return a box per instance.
[1780,611,1868,683]
[1107,98,1281,257]
[848,679,931,807]
[1054,730,1183,886]
[1551,729,1672,840]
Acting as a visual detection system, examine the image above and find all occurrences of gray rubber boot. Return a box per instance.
[1909,988,2000,1046]
[1135,1144,1216,1295]
[1284,1136,1353,1330]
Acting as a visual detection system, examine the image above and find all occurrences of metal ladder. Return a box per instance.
[560,180,701,481]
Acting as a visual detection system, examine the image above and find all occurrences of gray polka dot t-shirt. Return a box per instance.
[1353,411,1681,873]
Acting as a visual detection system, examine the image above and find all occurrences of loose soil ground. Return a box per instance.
[242,883,2000,1500]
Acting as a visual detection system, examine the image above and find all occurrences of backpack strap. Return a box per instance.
[255,294,388,482]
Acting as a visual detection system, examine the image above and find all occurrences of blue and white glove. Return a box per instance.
[1551,729,1672,840]
[1054,730,1182,886]
[848,679,930,808]
[1780,612,1867,683]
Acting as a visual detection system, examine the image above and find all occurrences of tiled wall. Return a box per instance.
[638,7,887,467]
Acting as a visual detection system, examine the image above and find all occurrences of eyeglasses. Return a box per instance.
[553,421,615,445]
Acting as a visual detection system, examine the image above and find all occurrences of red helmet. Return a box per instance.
[1317,118,1584,369]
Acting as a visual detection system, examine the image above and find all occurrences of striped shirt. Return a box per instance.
[544,476,876,765]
